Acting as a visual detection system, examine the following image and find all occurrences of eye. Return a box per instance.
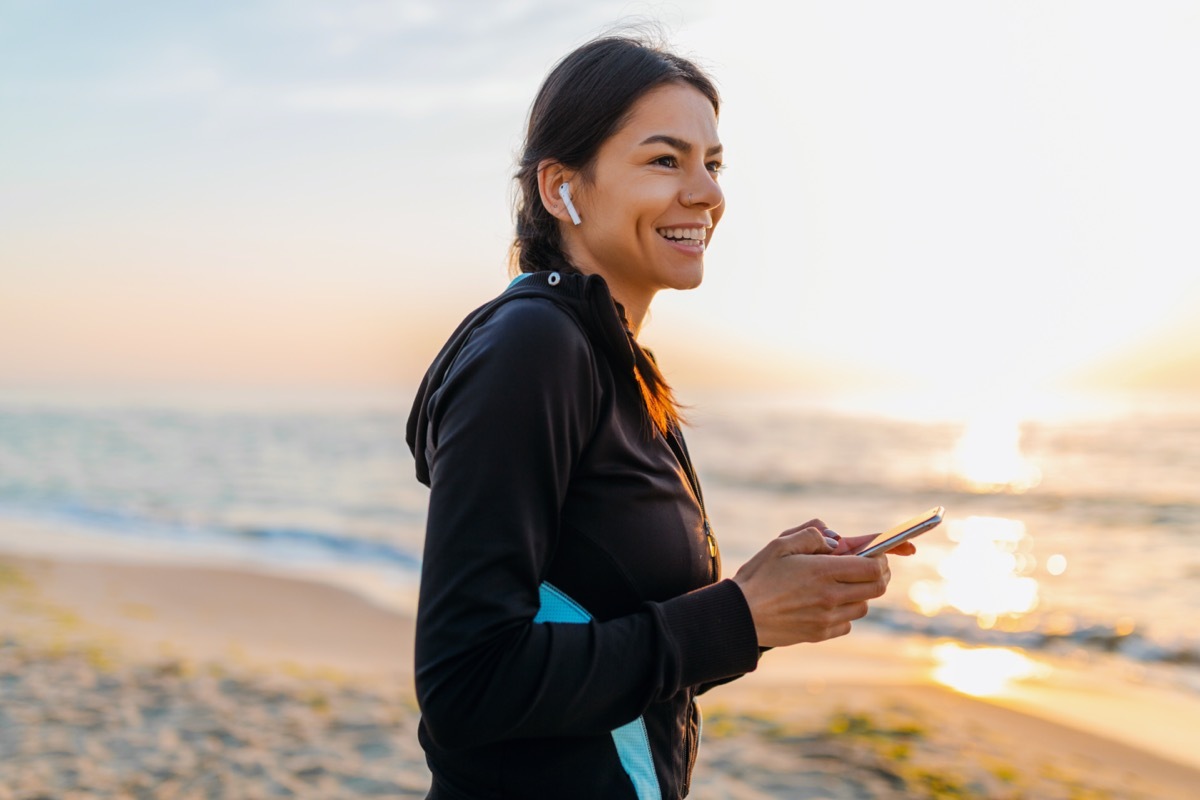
[652,155,679,168]
[707,160,726,177]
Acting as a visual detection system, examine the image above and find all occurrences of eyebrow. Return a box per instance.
[639,134,723,158]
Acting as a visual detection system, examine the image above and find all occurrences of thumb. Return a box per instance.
[774,526,838,556]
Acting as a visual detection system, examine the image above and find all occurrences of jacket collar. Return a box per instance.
[406,270,637,485]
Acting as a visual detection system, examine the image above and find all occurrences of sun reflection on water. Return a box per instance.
[908,516,1040,628]
[952,412,1041,493]
[931,642,1047,697]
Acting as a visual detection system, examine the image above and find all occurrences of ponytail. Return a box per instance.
[612,301,685,437]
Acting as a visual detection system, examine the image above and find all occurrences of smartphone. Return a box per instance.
[851,506,944,557]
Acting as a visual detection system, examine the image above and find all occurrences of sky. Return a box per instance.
[3,0,1199,414]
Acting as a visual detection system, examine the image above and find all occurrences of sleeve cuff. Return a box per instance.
[657,579,760,689]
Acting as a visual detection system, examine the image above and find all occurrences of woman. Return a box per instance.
[406,33,912,799]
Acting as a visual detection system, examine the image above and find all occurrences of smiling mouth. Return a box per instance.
[657,227,707,247]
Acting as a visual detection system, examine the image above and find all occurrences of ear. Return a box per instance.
[537,160,579,226]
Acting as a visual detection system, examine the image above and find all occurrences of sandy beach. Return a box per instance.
[2,538,1198,799]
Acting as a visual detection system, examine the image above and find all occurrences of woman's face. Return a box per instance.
[562,82,725,315]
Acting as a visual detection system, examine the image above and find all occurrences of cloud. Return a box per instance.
[279,78,529,118]
[71,0,663,123]
[100,65,225,102]
[264,0,649,62]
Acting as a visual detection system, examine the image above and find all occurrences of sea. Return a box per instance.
[1,386,1198,702]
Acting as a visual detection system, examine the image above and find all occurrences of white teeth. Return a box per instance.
[659,227,707,241]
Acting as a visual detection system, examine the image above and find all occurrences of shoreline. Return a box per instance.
[2,544,1199,798]
[0,552,414,683]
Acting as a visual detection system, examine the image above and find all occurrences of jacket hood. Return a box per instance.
[406,270,638,486]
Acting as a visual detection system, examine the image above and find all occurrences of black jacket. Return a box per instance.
[407,270,760,799]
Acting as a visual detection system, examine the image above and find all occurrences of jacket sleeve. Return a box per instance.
[413,300,759,750]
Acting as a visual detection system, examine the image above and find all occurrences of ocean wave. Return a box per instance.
[230,525,420,568]
[864,606,1200,669]
[700,469,1200,527]
[0,501,422,573]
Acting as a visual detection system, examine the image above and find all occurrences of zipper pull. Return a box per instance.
[704,519,720,581]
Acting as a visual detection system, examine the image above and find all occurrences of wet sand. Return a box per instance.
[1,545,1197,799]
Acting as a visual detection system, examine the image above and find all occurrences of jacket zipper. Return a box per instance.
[665,424,719,583]
[681,698,700,796]
[666,426,713,797]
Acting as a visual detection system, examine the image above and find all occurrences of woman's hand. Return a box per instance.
[731,519,897,648]
[830,534,917,557]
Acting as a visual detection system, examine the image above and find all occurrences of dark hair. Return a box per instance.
[510,33,720,436]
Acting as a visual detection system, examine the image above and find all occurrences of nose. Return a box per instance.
[683,171,724,211]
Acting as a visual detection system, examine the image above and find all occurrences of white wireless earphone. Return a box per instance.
[558,182,582,226]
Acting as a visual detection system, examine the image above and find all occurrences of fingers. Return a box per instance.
[734,539,890,647]
[778,518,829,538]
[868,555,892,595]
[828,551,888,583]
[836,533,918,558]
[794,598,871,643]
[776,539,889,590]
[828,556,889,603]
[773,525,837,556]
[829,537,855,555]
[828,574,888,605]
[783,523,918,557]
[738,516,905,647]
[838,533,877,555]
[777,518,843,552]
